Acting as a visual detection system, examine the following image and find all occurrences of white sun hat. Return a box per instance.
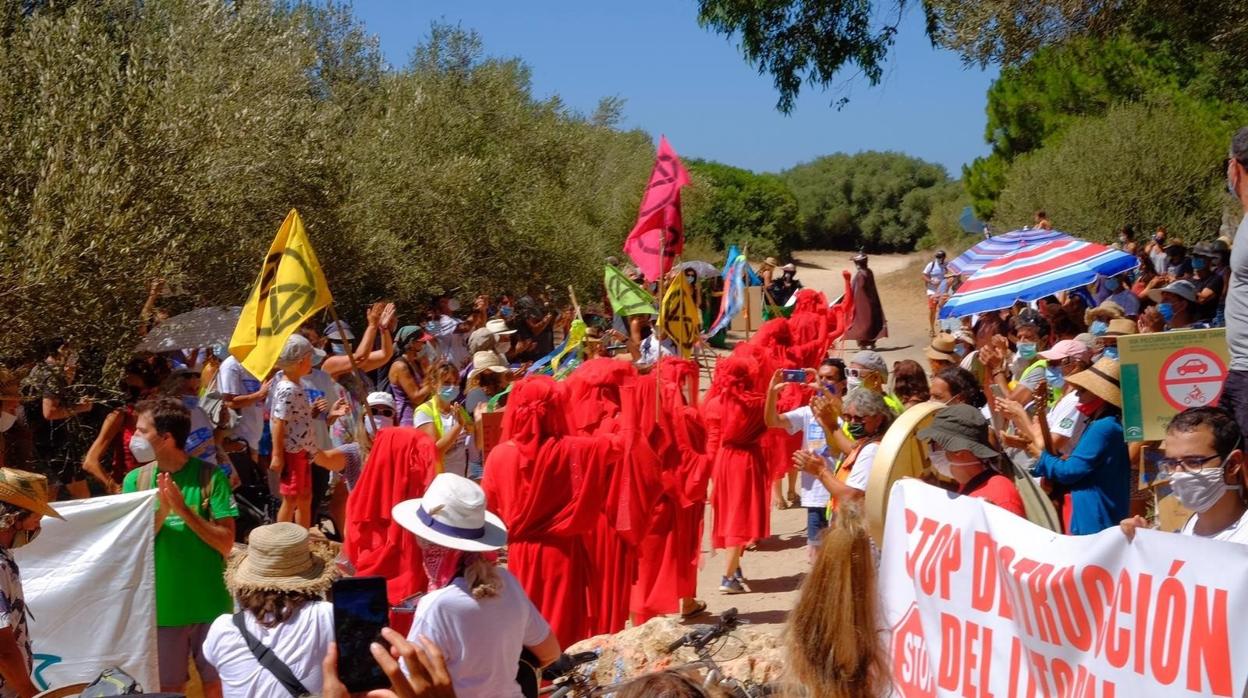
[485,318,517,336]
[392,473,507,552]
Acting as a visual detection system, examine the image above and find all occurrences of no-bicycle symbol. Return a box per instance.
[1159,347,1226,411]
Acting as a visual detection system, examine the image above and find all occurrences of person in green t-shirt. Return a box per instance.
[122,397,237,698]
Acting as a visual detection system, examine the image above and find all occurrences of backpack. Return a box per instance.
[134,460,216,519]
[80,667,142,696]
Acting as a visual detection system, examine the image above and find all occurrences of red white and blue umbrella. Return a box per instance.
[947,228,1072,275]
[939,238,1138,319]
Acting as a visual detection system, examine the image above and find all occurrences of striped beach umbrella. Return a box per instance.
[946,228,1072,275]
[939,238,1138,319]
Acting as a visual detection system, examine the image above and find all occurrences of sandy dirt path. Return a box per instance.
[689,248,935,636]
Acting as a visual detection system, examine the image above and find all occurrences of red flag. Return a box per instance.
[624,136,690,282]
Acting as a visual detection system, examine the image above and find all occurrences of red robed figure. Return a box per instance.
[624,136,691,282]
[344,427,440,607]
[481,376,619,647]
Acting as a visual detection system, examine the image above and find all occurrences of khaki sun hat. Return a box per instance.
[1104,318,1137,337]
[925,333,958,363]
[1084,300,1125,326]
[0,468,62,520]
[762,257,779,268]
[1065,358,1121,408]
[226,522,339,595]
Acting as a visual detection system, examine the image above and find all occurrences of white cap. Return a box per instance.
[366,391,396,411]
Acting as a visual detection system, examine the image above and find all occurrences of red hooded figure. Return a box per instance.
[344,427,441,607]
[481,375,619,647]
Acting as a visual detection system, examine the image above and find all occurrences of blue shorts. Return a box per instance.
[806,507,829,545]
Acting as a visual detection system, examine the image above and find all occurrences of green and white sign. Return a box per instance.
[1119,328,1228,442]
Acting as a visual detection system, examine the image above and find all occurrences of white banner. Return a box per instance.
[881,480,1248,698]
[15,491,158,692]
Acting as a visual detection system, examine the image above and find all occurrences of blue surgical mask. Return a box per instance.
[1090,320,1109,336]
[1017,342,1037,360]
[439,385,460,403]
[1102,346,1119,360]
[1192,258,1207,270]
[1044,366,1064,389]
[1157,302,1175,323]
[501,306,513,318]
[1104,278,1121,292]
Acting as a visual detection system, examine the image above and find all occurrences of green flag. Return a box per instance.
[604,265,657,317]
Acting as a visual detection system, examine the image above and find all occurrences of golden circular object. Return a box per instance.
[864,401,1062,546]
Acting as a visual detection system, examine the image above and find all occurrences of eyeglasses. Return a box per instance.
[846,368,875,379]
[370,408,395,418]
[1157,453,1222,474]
[844,413,868,423]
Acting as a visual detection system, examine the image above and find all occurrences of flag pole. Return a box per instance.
[325,301,377,434]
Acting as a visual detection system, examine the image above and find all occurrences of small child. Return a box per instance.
[269,335,319,528]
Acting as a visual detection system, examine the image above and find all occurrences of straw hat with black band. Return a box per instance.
[925,333,958,363]
[226,523,339,595]
[1065,358,1121,408]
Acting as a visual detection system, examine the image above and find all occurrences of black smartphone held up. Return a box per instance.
[332,576,391,692]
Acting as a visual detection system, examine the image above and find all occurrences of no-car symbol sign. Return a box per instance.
[1159,347,1226,411]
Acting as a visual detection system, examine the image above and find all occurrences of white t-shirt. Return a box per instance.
[203,601,334,698]
[430,315,471,369]
[408,568,551,698]
[301,369,343,453]
[637,336,677,367]
[181,395,218,465]
[1180,507,1248,544]
[217,357,264,450]
[923,260,947,296]
[781,406,832,507]
[271,378,318,455]
[413,408,469,477]
[1046,390,1088,457]
[845,441,878,493]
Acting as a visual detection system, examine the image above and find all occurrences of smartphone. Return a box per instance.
[332,576,391,692]
[781,369,808,383]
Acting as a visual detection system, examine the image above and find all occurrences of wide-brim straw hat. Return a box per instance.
[762,257,778,268]
[0,468,62,520]
[1104,318,1137,337]
[1066,358,1121,408]
[467,351,509,382]
[925,333,958,362]
[393,473,507,552]
[1085,300,1125,326]
[226,523,340,595]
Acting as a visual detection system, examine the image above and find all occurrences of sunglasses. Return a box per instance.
[370,408,395,418]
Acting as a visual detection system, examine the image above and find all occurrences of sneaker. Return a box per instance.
[719,576,746,594]
[733,567,747,583]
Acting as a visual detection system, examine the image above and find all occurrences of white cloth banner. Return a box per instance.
[15,491,158,691]
[880,480,1248,698]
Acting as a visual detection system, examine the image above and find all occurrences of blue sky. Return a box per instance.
[351,1,998,178]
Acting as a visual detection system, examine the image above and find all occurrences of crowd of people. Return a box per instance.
[0,127,1245,697]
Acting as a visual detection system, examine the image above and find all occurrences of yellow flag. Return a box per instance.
[661,274,701,358]
[229,209,333,378]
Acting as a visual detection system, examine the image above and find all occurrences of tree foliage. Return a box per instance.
[698,0,1248,112]
[782,152,955,251]
[0,1,656,372]
[992,98,1241,243]
[964,33,1247,219]
[682,160,802,259]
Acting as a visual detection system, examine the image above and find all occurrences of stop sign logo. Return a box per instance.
[891,603,935,698]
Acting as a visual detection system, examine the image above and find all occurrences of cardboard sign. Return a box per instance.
[479,410,506,457]
[1118,328,1229,442]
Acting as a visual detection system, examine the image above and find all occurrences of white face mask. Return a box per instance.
[447,298,461,313]
[365,414,394,438]
[847,375,863,391]
[0,411,16,433]
[1170,466,1238,514]
[128,434,157,464]
[929,450,954,479]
